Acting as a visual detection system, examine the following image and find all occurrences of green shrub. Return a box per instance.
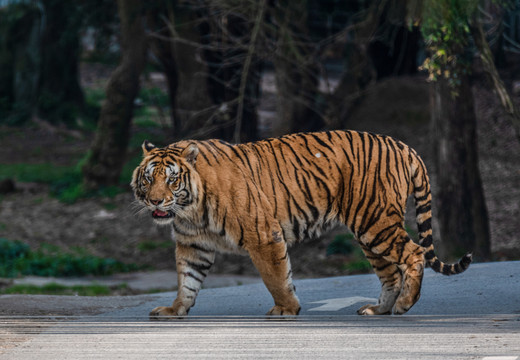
[405,225,419,241]
[326,233,355,256]
[341,259,373,273]
[326,233,372,274]
[0,238,139,278]
[0,238,31,277]
[120,152,143,183]
[138,87,169,108]
[79,88,105,127]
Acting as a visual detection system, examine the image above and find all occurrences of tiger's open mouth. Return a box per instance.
[152,210,174,219]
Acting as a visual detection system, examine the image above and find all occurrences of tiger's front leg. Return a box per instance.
[246,230,300,316]
[150,241,215,319]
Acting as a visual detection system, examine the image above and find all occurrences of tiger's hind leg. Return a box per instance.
[357,246,402,315]
[362,225,425,315]
[392,242,425,314]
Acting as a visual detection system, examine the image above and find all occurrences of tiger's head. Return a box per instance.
[131,140,200,225]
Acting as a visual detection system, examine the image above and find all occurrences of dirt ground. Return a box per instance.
[0,69,519,280]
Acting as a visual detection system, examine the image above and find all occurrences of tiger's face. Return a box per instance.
[131,140,200,225]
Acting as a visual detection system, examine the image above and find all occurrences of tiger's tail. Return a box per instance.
[411,152,472,275]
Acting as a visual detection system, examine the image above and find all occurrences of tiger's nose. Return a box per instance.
[150,199,162,205]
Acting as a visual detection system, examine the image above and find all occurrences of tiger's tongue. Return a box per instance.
[153,210,169,217]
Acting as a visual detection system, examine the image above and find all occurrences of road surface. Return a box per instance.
[1,261,519,359]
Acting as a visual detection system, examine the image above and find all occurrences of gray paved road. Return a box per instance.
[1,261,519,359]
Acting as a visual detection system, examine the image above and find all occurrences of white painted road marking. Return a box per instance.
[482,357,519,360]
[308,296,377,312]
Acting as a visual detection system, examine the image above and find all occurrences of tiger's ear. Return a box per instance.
[181,143,199,164]
[142,140,156,156]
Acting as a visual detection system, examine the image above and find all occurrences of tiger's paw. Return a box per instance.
[392,301,412,315]
[266,305,301,316]
[393,293,419,315]
[357,304,391,316]
[149,305,188,320]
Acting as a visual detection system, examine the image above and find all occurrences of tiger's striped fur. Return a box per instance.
[131,130,471,318]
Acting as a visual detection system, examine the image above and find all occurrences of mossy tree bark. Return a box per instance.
[430,76,491,261]
[82,0,147,190]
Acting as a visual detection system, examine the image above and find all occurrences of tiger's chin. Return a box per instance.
[152,209,175,225]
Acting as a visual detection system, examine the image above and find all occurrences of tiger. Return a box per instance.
[131,130,472,318]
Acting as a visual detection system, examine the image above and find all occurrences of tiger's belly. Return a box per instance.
[280,217,340,245]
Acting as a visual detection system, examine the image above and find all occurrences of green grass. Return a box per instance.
[137,240,173,253]
[0,160,86,203]
[0,163,77,184]
[0,282,175,296]
[0,283,113,296]
[0,238,140,278]
[102,202,118,211]
[0,157,128,204]
[0,159,130,204]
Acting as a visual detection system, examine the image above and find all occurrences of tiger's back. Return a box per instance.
[132,130,471,318]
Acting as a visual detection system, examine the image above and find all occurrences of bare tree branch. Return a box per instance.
[471,18,520,143]
[233,0,265,143]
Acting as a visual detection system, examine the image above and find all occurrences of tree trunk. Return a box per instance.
[272,0,323,135]
[325,0,388,128]
[430,76,491,261]
[168,7,219,139]
[0,3,42,124]
[38,0,84,123]
[147,4,179,133]
[82,0,147,190]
